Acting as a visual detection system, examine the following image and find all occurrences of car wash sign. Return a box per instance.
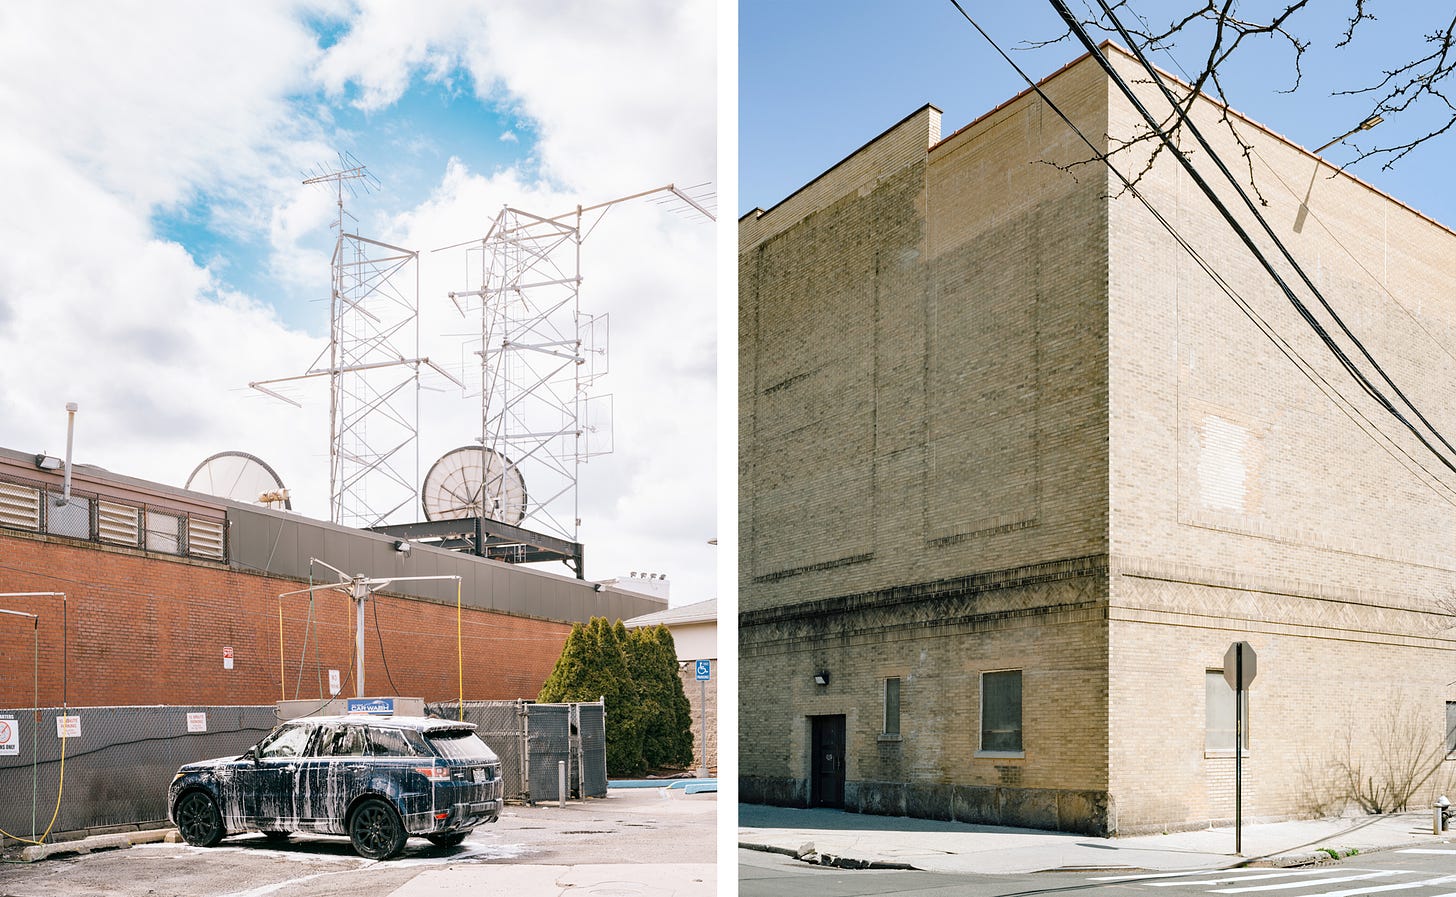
[346,698,395,716]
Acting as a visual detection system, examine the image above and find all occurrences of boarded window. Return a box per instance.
[47,495,92,539]
[1206,671,1250,752]
[980,670,1022,753]
[1447,702,1456,754]
[145,510,183,554]
[1199,416,1250,513]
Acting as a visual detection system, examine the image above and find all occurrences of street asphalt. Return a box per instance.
[739,804,1456,875]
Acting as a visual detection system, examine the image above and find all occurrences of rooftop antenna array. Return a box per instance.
[436,183,715,547]
[249,153,463,528]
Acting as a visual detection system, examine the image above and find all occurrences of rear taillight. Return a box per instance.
[415,766,449,782]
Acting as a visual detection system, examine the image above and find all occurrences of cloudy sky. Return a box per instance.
[0,1,718,603]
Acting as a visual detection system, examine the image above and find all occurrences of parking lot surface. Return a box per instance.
[0,787,715,897]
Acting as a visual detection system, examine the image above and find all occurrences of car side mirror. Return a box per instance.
[242,748,259,764]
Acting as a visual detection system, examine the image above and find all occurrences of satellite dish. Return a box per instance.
[422,446,527,524]
[185,451,292,510]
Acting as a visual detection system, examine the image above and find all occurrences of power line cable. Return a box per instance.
[946,2,1456,505]
[1053,0,1456,477]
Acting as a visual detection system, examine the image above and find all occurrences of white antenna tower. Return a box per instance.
[250,153,463,528]
[437,183,715,545]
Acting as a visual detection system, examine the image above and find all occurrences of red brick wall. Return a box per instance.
[0,531,569,708]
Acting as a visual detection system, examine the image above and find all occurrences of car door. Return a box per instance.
[298,723,369,833]
[237,722,315,829]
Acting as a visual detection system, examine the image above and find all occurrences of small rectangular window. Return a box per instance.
[883,677,901,737]
[980,670,1022,754]
[1206,671,1250,752]
[1446,702,1456,754]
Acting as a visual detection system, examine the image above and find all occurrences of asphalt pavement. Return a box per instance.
[739,804,1456,875]
[0,786,717,897]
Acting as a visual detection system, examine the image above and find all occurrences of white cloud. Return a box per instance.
[0,0,718,603]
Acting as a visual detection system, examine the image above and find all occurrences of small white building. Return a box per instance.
[626,598,717,773]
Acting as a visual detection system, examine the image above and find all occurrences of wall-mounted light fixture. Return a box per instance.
[33,454,63,471]
[813,671,830,687]
[393,540,411,555]
[593,582,605,592]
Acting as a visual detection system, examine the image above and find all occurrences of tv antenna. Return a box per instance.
[249,154,463,528]
[279,559,460,699]
[434,182,715,545]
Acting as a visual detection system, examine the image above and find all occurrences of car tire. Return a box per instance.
[175,791,225,848]
[349,798,407,860]
[425,831,467,847]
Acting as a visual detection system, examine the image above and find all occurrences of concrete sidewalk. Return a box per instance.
[740,804,1456,875]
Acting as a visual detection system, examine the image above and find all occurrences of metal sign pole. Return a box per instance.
[1235,644,1243,856]
[699,676,708,778]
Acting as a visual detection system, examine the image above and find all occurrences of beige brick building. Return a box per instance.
[739,45,1456,836]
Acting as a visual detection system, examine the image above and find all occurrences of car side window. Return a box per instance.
[367,727,416,757]
[318,724,368,757]
[257,724,314,759]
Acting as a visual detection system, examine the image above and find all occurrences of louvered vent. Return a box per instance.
[0,481,41,531]
[98,500,140,546]
[187,517,226,560]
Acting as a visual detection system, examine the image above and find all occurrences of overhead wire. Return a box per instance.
[946,1,1456,506]
[1051,0,1456,478]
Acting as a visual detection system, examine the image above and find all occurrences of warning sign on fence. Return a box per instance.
[55,715,80,739]
[186,712,207,733]
[0,715,17,755]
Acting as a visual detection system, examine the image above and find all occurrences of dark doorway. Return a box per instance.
[810,714,846,808]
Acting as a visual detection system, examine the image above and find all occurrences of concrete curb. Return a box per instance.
[15,828,173,863]
[738,840,916,871]
[740,830,1456,875]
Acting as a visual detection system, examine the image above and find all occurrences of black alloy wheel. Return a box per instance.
[175,791,224,848]
[349,798,407,860]
[425,831,467,847]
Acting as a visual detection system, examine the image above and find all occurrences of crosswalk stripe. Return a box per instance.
[1213,872,1402,893]
[1091,870,1300,883]
[1150,871,1371,887]
[1295,876,1456,897]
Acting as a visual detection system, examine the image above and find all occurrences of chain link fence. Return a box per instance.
[0,700,608,843]
[426,700,606,803]
[0,705,275,844]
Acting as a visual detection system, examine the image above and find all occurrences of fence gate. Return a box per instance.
[426,700,606,803]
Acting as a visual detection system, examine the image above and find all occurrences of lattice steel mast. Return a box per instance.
[250,154,463,527]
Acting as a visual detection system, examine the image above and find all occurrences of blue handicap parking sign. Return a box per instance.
[695,659,711,681]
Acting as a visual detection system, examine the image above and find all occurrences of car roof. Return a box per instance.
[279,715,477,733]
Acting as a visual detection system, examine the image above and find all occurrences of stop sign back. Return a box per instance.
[1223,641,1257,690]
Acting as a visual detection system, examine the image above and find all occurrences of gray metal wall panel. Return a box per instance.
[225,506,667,626]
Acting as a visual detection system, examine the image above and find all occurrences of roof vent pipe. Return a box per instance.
[59,402,77,507]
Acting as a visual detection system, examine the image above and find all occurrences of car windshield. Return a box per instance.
[426,729,492,760]
[255,723,313,759]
